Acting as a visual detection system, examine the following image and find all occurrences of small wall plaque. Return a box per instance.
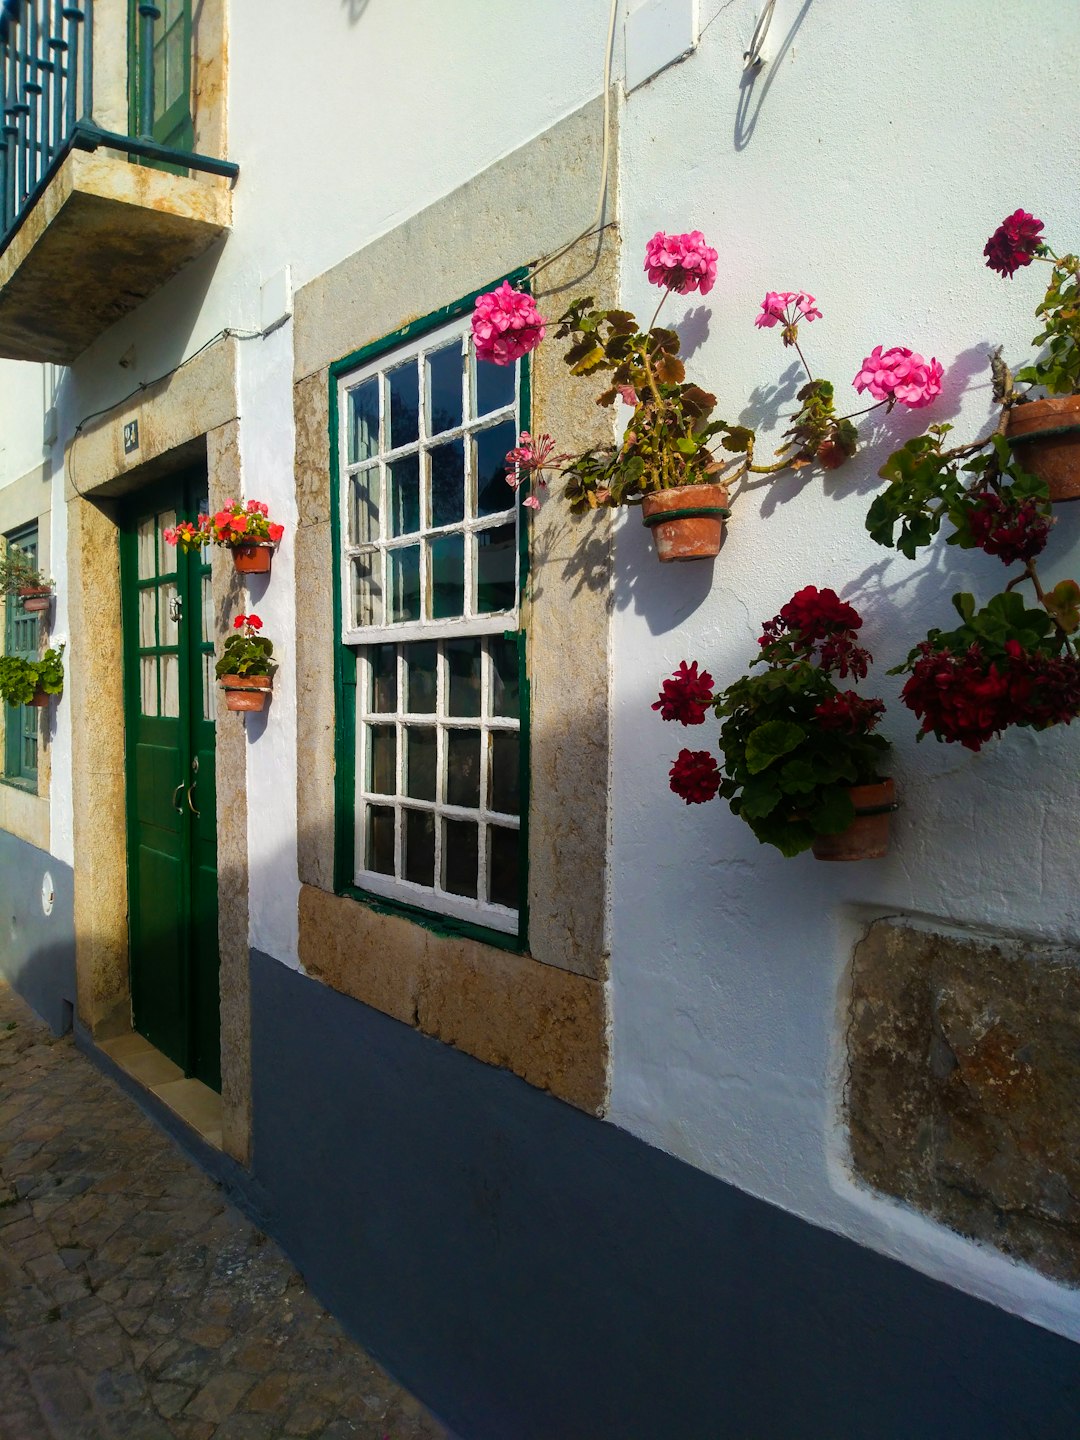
[123,420,139,454]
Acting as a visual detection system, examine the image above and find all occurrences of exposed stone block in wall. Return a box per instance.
[847,918,1080,1285]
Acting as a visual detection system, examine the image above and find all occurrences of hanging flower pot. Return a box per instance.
[640,483,730,562]
[221,675,273,712]
[230,541,276,575]
[27,687,51,707]
[811,779,897,862]
[18,587,51,613]
[1006,396,1080,501]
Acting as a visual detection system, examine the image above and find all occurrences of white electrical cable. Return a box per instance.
[529,0,619,284]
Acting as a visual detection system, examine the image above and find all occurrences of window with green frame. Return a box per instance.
[128,0,194,152]
[331,290,531,946]
[3,524,40,789]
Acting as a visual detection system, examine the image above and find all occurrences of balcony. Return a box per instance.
[0,0,237,364]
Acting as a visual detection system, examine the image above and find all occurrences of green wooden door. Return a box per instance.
[129,0,194,153]
[120,474,220,1091]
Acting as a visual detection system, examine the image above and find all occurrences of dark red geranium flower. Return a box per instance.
[652,660,715,725]
[814,690,885,734]
[669,748,721,804]
[778,585,861,641]
[983,209,1045,278]
[967,488,1053,565]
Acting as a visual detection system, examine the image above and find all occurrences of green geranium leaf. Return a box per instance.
[744,720,806,775]
[810,786,856,835]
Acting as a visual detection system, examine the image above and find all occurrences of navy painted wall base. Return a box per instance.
[248,950,1080,1440]
[0,829,74,1036]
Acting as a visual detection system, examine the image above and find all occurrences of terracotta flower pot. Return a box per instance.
[811,779,896,862]
[640,483,730,562]
[1006,395,1080,501]
[231,541,275,574]
[221,675,272,712]
[18,588,51,613]
[27,687,51,707]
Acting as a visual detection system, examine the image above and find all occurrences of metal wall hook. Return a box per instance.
[744,0,775,70]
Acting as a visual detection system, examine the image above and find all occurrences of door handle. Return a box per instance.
[171,782,184,813]
[186,782,200,818]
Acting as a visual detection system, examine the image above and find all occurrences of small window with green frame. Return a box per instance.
[3,523,41,790]
[330,285,531,947]
[128,0,194,152]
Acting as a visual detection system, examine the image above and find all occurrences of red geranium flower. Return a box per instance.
[652,661,715,725]
[983,209,1045,278]
[966,489,1052,565]
[233,614,247,629]
[267,523,285,544]
[246,614,263,631]
[668,748,721,804]
[814,690,885,733]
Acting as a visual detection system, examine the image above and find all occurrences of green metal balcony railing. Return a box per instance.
[0,0,237,253]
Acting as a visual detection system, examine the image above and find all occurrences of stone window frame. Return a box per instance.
[330,288,531,948]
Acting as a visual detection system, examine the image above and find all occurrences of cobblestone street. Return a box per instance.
[0,983,448,1440]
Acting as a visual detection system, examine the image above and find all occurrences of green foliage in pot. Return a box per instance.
[0,644,65,707]
[0,547,52,596]
[215,615,277,679]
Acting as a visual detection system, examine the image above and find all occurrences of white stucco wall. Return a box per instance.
[607,0,1080,1340]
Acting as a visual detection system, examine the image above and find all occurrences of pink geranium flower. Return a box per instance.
[754,291,822,346]
[643,231,718,296]
[472,282,546,367]
[852,346,943,409]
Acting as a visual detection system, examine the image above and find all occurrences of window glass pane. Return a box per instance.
[141,656,159,716]
[428,534,464,620]
[161,654,180,718]
[366,805,396,875]
[446,729,480,809]
[475,421,517,517]
[157,511,176,574]
[475,355,515,417]
[390,546,421,624]
[489,732,520,816]
[406,726,436,801]
[404,809,435,888]
[353,554,383,627]
[137,518,156,580]
[203,652,214,722]
[430,437,465,529]
[427,344,464,436]
[351,469,380,545]
[165,20,184,109]
[406,642,437,713]
[201,573,213,645]
[387,363,419,449]
[443,818,478,898]
[490,635,520,719]
[139,588,157,648]
[476,525,517,614]
[369,644,397,712]
[446,638,481,716]
[489,826,519,909]
[348,378,380,463]
[367,724,396,794]
[389,455,420,537]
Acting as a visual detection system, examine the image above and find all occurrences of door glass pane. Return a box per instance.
[491,636,520,718]
[389,455,420,537]
[367,724,396,794]
[446,639,481,716]
[387,363,419,449]
[390,546,421,624]
[366,805,395,875]
[406,642,437,713]
[139,589,157,648]
[348,378,380,463]
[443,819,478,898]
[141,656,159,717]
[489,826,519,909]
[446,729,480,809]
[427,345,463,435]
[161,654,180,718]
[201,573,213,644]
[165,21,184,109]
[137,519,156,580]
[406,726,436,801]
[203,652,214,722]
[475,422,517,517]
[157,511,176,573]
[404,809,435,888]
[430,438,465,529]
[476,525,516,613]
[160,582,179,647]
[428,534,464,620]
[489,732,520,815]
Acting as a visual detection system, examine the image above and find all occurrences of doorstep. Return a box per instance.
[96,1031,223,1149]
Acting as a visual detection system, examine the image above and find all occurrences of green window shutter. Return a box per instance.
[3,524,40,788]
[128,0,194,154]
